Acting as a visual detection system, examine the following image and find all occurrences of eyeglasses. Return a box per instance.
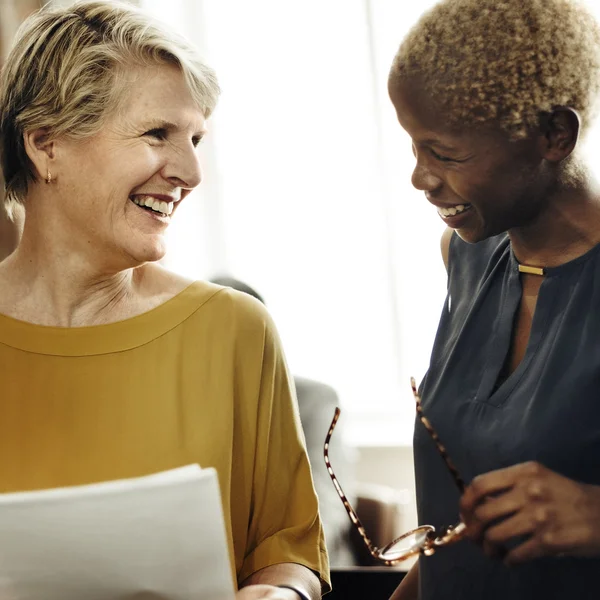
[323,377,466,565]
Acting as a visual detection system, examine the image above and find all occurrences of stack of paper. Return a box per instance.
[0,465,236,600]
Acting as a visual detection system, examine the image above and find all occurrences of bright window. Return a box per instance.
[141,0,600,446]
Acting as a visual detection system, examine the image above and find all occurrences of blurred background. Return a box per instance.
[3,0,600,570]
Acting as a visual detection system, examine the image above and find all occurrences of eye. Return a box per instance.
[192,135,204,148]
[144,128,168,141]
[430,148,456,163]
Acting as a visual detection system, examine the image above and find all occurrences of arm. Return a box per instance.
[389,562,419,600]
[238,563,320,600]
[234,298,330,594]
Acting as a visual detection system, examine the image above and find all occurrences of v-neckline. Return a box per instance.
[495,273,544,386]
[475,252,555,408]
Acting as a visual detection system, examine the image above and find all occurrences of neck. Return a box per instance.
[508,173,600,268]
[0,211,141,327]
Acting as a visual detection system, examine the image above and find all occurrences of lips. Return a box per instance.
[130,194,173,216]
[435,203,473,228]
[437,203,471,218]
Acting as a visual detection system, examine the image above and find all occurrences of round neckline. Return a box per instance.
[0,281,222,356]
[510,238,600,278]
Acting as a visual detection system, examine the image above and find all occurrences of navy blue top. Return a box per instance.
[416,232,600,599]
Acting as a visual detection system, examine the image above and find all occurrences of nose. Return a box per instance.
[162,142,202,190]
[411,159,443,193]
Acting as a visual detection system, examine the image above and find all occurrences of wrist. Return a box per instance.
[276,584,312,600]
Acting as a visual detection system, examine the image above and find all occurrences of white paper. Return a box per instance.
[0,465,236,600]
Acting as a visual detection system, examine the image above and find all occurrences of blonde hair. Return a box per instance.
[0,0,220,214]
[390,0,600,141]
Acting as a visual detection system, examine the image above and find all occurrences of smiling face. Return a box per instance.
[388,77,556,243]
[45,64,206,268]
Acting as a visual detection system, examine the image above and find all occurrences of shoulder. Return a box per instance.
[204,281,272,327]
[441,227,454,272]
[197,283,285,360]
[440,230,510,277]
[133,266,280,356]
[141,263,271,325]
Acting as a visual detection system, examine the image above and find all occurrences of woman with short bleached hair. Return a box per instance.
[0,2,329,599]
[387,0,600,599]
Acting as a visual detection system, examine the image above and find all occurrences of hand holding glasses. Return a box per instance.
[323,377,466,565]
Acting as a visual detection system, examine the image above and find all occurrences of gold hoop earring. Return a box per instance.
[46,170,52,184]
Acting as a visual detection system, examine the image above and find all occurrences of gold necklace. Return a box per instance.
[517,264,545,276]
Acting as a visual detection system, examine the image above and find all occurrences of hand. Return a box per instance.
[236,584,299,599]
[459,461,600,565]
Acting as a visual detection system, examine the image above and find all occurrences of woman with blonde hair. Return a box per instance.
[388,0,600,598]
[0,2,328,599]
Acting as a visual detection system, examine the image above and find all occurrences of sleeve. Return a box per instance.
[237,309,331,593]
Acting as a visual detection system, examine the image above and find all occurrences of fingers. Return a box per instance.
[460,461,544,518]
[459,462,555,560]
[479,505,552,561]
[459,461,600,564]
[503,535,547,565]
[468,496,520,543]
[466,475,547,543]
[502,525,579,565]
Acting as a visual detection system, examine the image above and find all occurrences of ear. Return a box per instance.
[537,107,580,162]
[23,128,56,182]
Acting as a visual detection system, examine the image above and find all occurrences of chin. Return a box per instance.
[454,227,487,244]
[126,240,167,265]
[455,217,508,244]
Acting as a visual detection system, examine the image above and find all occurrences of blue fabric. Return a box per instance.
[416,232,600,599]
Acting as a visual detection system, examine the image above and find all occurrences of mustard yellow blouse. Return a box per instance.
[0,282,330,590]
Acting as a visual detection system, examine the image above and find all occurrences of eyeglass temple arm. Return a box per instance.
[411,377,466,494]
[324,408,392,562]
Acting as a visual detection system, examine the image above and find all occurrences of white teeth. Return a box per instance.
[438,204,470,218]
[130,195,174,216]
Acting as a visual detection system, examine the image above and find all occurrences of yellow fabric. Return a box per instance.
[0,281,330,591]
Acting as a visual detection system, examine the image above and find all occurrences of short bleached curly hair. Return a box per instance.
[390,0,600,140]
[0,0,220,214]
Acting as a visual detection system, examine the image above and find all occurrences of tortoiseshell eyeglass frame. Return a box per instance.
[323,377,467,565]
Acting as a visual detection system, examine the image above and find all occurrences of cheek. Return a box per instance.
[106,148,164,191]
[491,162,539,203]
[458,160,527,203]
[444,170,491,204]
[471,170,538,224]
[119,146,164,180]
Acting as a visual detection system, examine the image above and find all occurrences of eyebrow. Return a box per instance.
[419,138,459,152]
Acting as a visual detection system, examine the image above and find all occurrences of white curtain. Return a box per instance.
[139,0,446,446]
